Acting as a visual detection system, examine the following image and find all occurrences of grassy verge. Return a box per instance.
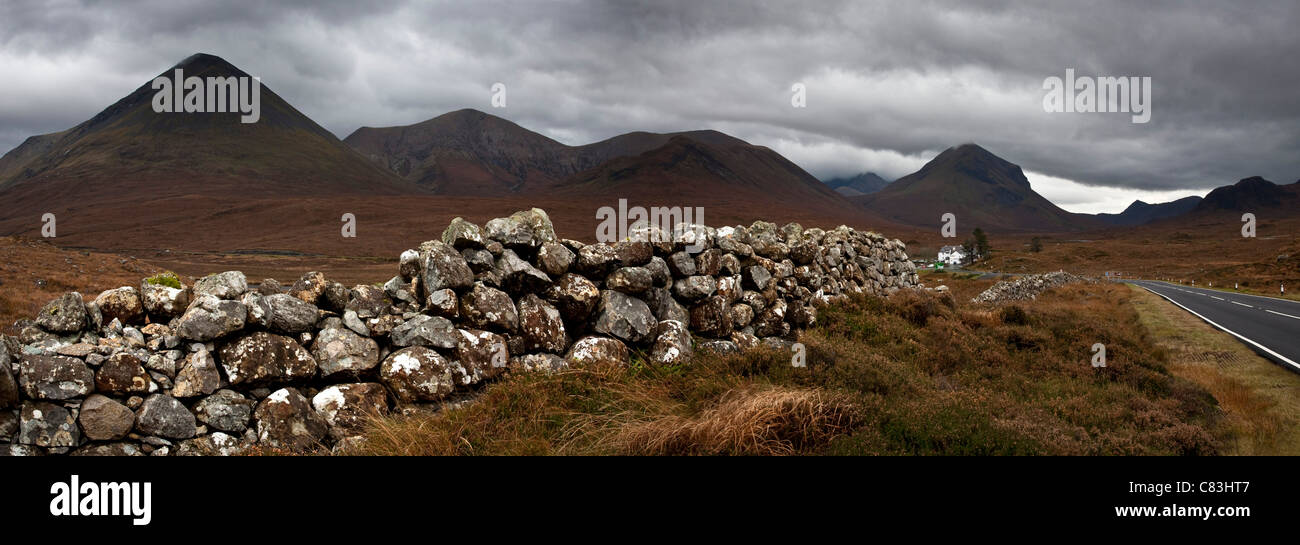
[1127,284,1300,455]
[349,283,1223,456]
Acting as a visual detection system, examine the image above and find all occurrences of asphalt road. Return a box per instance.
[1130,280,1300,373]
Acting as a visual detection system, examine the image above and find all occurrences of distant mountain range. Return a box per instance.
[823,172,891,196]
[0,52,1294,240]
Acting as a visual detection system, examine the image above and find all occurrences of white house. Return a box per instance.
[938,245,967,266]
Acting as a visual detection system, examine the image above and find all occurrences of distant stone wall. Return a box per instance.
[0,209,918,456]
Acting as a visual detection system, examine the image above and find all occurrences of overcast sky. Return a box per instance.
[2,0,1297,213]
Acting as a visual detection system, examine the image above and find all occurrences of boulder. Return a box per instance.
[346,284,390,319]
[263,293,319,334]
[419,240,475,294]
[543,273,601,324]
[0,360,18,408]
[460,282,519,332]
[194,389,254,433]
[72,442,145,457]
[516,294,567,353]
[690,295,734,338]
[78,394,135,441]
[593,290,656,344]
[95,352,153,394]
[605,267,653,294]
[649,320,693,366]
[36,292,86,334]
[484,208,556,250]
[217,331,317,386]
[576,243,619,278]
[289,271,329,305]
[425,288,459,319]
[379,347,459,402]
[673,275,717,302]
[536,242,575,276]
[19,401,80,447]
[17,354,94,400]
[644,287,690,324]
[456,328,509,382]
[254,388,327,451]
[442,217,485,249]
[93,287,144,325]
[135,394,197,439]
[172,349,221,398]
[311,326,381,378]
[193,271,248,300]
[665,251,697,277]
[312,383,389,440]
[389,315,459,349]
[509,353,568,374]
[564,336,630,367]
[141,276,190,319]
[175,294,246,341]
[496,249,552,294]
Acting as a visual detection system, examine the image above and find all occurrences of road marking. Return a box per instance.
[1211,296,1225,301]
[1139,286,1300,373]
[1232,301,1253,308]
[1266,309,1300,321]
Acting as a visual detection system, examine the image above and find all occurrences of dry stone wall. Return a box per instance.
[0,208,918,456]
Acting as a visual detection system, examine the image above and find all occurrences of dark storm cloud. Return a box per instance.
[1,0,1297,210]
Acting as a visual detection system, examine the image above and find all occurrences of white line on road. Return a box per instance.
[1212,296,1225,301]
[1232,301,1254,308]
[1266,309,1300,321]
[1139,286,1300,373]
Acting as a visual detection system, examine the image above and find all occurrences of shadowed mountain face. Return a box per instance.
[1095,196,1203,226]
[344,108,750,195]
[1194,176,1297,212]
[0,53,411,208]
[825,171,890,197]
[852,143,1097,232]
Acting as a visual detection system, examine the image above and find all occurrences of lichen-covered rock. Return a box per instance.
[311,326,380,378]
[649,320,693,366]
[516,294,568,353]
[94,287,144,325]
[175,294,246,341]
[606,267,653,294]
[135,394,197,439]
[484,208,556,250]
[456,328,509,382]
[665,251,697,277]
[312,383,389,440]
[17,354,94,400]
[644,287,690,323]
[442,217,485,249]
[346,284,390,319]
[194,389,253,433]
[752,300,789,337]
[536,242,574,276]
[254,388,327,451]
[0,360,18,409]
[743,264,773,290]
[263,293,319,334]
[72,442,145,457]
[576,243,619,278]
[175,432,244,456]
[419,240,475,295]
[699,340,740,355]
[95,352,153,395]
[543,273,601,324]
[19,401,80,447]
[257,278,282,296]
[193,271,247,300]
[509,353,568,374]
[496,249,552,294]
[425,288,459,319]
[379,347,459,402]
[564,336,630,367]
[78,394,135,441]
[217,331,317,386]
[673,275,717,302]
[290,271,329,305]
[36,292,86,334]
[689,295,733,338]
[461,282,519,332]
[593,290,655,344]
[729,303,755,328]
[172,349,221,398]
[389,315,459,349]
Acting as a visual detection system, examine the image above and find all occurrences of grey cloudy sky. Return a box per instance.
[1,0,1297,212]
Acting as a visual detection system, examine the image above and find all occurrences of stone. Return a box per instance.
[461,282,519,332]
[36,292,86,334]
[19,401,80,447]
[343,310,370,336]
[543,273,601,324]
[576,243,619,278]
[592,290,655,344]
[141,277,191,319]
[17,354,94,400]
[462,248,495,273]
[442,217,486,249]
[217,331,317,386]
[78,394,135,441]
[516,294,567,353]
[689,295,733,338]
[175,294,246,341]
[420,240,475,294]
[650,320,693,366]
[730,303,755,328]
[95,352,153,394]
[536,242,575,276]
[380,347,459,402]
[175,432,243,456]
[484,208,556,250]
[263,293,319,334]
[509,353,568,374]
[699,340,740,356]
[346,285,390,319]
[0,409,16,440]
[426,288,459,318]
[94,287,144,325]
[496,249,552,294]
[645,257,671,287]
[257,278,283,295]
[666,252,697,277]
[0,360,17,408]
[290,271,329,305]
[398,250,421,280]
[614,241,653,267]
[644,287,690,324]
[389,315,459,349]
[71,442,145,457]
[456,328,509,382]
[673,275,717,302]
[743,264,773,290]
[135,394,197,439]
[564,336,630,367]
[321,281,349,313]
[312,383,389,440]
[311,326,381,378]
[717,275,744,303]
[56,342,96,358]
[172,349,220,398]
[254,388,327,451]
[605,267,653,294]
[193,271,247,299]
[194,389,254,433]
[730,331,760,350]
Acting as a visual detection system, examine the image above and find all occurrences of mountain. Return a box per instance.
[0,53,410,206]
[824,171,890,197]
[1095,196,1203,226]
[343,109,750,195]
[1193,176,1297,212]
[852,143,1096,232]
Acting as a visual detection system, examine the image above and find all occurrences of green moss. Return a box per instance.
[144,271,182,289]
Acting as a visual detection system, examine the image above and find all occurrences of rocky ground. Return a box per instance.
[970,271,1097,304]
[0,208,919,456]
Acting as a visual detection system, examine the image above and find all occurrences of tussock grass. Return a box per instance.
[350,283,1224,456]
